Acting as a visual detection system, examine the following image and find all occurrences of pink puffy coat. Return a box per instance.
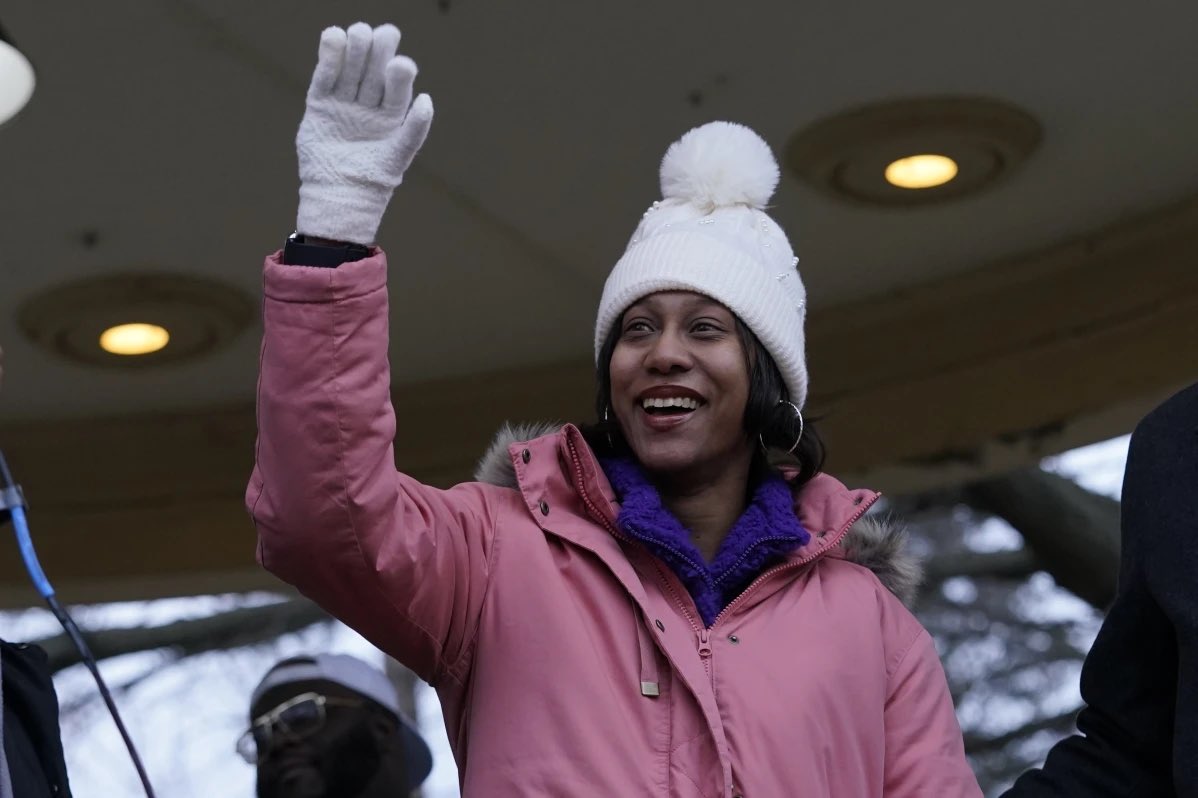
[247,251,982,797]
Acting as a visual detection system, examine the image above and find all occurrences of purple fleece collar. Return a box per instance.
[600,457,810,627]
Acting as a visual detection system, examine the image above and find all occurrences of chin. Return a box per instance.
[629,441,704,475]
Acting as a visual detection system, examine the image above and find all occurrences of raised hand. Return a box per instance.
[295,22,434,246]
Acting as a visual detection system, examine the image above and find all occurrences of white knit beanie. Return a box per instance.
[595,121,809,409]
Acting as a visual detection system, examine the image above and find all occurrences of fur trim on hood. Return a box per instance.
[473,421,565,489]
[473,422,923,607]
[835,515,922,608]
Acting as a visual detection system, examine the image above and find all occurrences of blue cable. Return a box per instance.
[7,505,54,599]
[1,449,157,798]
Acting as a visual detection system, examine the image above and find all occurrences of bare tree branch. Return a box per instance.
[951,654,1083,704]
[57,655,172,716]
[924,549,1040,585]
[34,598,328,673]
[965,706,1081,755]
[961,469,1120,609]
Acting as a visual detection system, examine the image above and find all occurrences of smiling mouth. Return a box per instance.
[640,396,702,416]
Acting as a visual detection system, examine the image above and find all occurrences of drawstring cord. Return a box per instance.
[632,598,660,697]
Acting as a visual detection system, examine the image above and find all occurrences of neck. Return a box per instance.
[655,446,755,562]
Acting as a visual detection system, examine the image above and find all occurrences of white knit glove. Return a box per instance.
[295,22,434,246]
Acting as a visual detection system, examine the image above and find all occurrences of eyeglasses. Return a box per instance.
[236,692,364,764]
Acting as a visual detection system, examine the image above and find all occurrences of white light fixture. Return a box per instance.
[0,23,35,126]
[100,323,171,356]
[885,154,959,189]
[19,273,254,368]
[786,97,1041,206]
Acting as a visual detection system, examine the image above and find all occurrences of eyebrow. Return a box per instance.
[625,295,726,316]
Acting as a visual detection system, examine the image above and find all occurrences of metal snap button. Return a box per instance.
[655,619,665,632]
[539,500,550,516]
[728,634,740,644]
[521,449,531,463]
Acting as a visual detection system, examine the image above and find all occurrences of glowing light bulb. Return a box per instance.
[99,323,170,356]
[884,154,958,189]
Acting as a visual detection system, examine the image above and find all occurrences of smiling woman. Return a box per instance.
[247,21,982,798]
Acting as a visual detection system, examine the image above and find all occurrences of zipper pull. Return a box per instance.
[697,629,712,659]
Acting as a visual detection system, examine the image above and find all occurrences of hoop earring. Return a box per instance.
[602,406,615,449]
[758,400,804,455]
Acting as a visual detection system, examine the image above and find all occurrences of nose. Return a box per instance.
[644,327,692,375]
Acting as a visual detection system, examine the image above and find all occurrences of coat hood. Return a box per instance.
[474,422,923,607]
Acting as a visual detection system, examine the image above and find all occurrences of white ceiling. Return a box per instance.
[2,0,1198,421]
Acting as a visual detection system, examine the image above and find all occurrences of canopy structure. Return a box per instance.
[1,2,1195,606]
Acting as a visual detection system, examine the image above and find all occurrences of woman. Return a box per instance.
[248,22,982,797]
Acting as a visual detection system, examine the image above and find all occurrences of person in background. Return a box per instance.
[1003,382,1198,797]
[240,654,432,798]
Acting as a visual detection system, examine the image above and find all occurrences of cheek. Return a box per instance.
[714,350,751,405]
[608,347,636,399]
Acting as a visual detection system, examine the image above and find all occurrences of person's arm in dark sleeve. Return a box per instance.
[1002,413,1177,797]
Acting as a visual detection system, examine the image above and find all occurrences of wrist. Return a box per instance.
[282,233,371,268]
[303,235,353,247]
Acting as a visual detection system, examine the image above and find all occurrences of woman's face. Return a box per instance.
[609,291,752,478]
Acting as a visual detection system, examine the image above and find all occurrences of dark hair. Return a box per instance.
[582,313,826,488]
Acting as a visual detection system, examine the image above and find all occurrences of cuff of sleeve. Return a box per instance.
[263,248,388,304]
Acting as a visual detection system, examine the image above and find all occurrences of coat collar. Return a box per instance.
[474,422,922,607]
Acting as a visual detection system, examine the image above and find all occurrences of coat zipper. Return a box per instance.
[711,535,799,587]
[565,437,625,542]
[708,495,878,628]
[565,438,710,652]
[627,521,709,589]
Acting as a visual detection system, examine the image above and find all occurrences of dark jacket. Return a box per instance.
[1,640,72,798]
[1003,382,1198,797]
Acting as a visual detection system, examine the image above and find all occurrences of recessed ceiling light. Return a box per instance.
[0,23,35,126]
[99,323,171,356]
[786,97,1041,206]
[19,273,253,368]
[885,154,958,189]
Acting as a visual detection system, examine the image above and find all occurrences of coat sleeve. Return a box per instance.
[1000,397,1182,797]
[246,250,501,685]
[883,626,984,798]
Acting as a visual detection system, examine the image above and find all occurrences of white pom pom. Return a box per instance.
[659,121,780,211]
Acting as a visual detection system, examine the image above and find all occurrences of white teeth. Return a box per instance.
[641,397,700,410]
